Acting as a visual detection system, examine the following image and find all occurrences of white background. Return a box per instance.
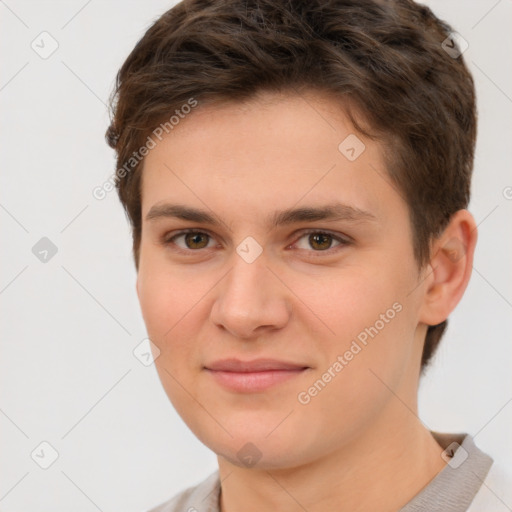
[1,1,511,510]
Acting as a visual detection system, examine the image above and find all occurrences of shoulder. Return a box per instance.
[144,471,221,512]
[466,459,512,511]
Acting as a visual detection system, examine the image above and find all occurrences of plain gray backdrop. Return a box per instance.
[1,1,511,510]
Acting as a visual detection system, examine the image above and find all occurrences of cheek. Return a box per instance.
[138,247,195,320]
[293,301,412,446]
[137,263,198,357]
[137,272,170,340]
[137,267,206,415]
[293,261,414,382]
[291,265,404,338]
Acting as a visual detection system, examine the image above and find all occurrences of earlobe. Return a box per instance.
[419,209,478,326]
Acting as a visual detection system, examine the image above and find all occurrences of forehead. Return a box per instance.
[140,91,404,226]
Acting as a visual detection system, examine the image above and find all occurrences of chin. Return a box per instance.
[194,425,315,471]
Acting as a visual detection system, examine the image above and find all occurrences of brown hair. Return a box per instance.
[105,0,476,372]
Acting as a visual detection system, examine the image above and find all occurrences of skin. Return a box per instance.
[136,89,478,512]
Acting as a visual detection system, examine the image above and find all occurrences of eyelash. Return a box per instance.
[162,228,352,257]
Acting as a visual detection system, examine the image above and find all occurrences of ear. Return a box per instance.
[135,275,140,301]
[418,209,478,326]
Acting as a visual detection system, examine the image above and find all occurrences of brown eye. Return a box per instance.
[184,232,209,249]
[291,230,351,256]
[164,230,214,251]
[308,233,333,251]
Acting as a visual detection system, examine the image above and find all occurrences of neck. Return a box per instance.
[217,403,446,512]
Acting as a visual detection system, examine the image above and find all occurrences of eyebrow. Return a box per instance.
[145,202,377,229]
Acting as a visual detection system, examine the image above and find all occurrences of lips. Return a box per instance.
[205,358,309,372]
[204,358,310,392]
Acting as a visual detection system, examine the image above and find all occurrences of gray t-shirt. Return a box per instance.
[146,432,511,512]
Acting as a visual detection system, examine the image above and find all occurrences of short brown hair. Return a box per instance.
[105,0,477,372]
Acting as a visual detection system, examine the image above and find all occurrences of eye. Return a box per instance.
[163,228,351,256]
[291,230,351,254]
[164,229,216,252]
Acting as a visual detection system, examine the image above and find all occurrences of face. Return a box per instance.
[136,90,428,470]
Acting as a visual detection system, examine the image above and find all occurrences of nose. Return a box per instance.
[209,252,292,340]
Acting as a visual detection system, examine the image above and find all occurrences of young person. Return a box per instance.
[105,1,511,510]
